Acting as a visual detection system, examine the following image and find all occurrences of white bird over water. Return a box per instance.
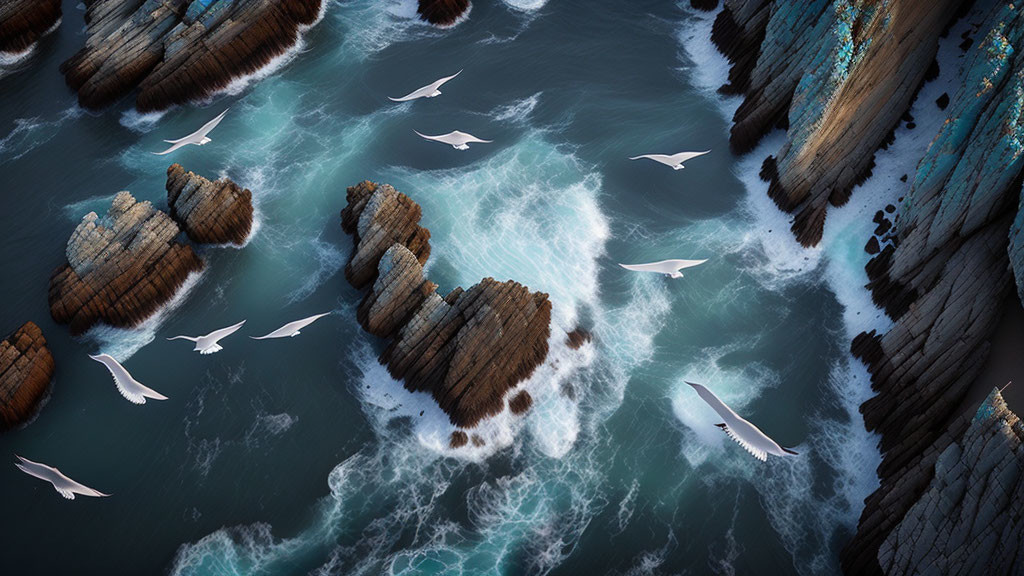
[618,259,707,279]
[251,312,332,340]
[167,320,246,355]
[89,353,168,404]
[389,70,462,102]
[629,150,710,170]
[686,382,798,462]
[14,455,110,500]
[415,130,492,150]
[153,109,229,156]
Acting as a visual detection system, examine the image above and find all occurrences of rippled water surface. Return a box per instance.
[0,1,889,574]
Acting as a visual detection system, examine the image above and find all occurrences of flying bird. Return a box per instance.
[389,70,462,102]
[629,150,710,170]
[89,354,168,404]
[14,455,110,500]
[414,130,492,150]
[153,109,229,155]
[251,312,332,340]
[686,382,798,462]
[618,259,707,279]
[167,320,246,355]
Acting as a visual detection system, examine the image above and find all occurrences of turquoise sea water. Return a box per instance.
[0,1,899,574]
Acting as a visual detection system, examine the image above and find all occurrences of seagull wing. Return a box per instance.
[207,320,246,343]
[669,150,711,164]
[252,313,330,339]
[687,382,740,422]
[661,259,708,270]
[195,108,229,138]
[431,69,462,89]
[414,130,445,142]
[721,424,769,462]
[89,354,146,404]
[166,335,199,342]
[153,141,190,155]
[461,133,492,144]
[628,154,673,164]
[687,382,784,462]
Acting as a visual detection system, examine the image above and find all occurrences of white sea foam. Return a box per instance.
[0,105,82,164]
[119,109,168,133]
[485,92,542,124]
[0,17,61,74]
[501,0,549,11]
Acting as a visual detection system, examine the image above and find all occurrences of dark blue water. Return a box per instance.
[0,1,895,574]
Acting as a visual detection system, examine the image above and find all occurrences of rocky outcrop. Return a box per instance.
[701,0,965,246]
[416,0,470,26]
[341,181,552,429]
[49,192,204,335]
[166,163,253,246]
[837,3,1024,574]
[60,0,322,112]
[874,389,1024,575]
[0,322,55,431]
[0,0,60,55]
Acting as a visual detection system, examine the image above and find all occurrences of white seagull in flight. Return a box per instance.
[629,150,710,170]
[89,353,168,404]
[415,130,492,150]
[167,320,246,355]
[389,70,462,102]
[686,382,798,462]
[618,259,707,279]
[153,109,229,155]
[251,312,332,340]
[14,455,111,500]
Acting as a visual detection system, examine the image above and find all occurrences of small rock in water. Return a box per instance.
[935,93,950,110]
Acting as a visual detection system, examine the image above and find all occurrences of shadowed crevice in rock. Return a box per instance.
[60,0,323,112]
[0,0,61,55]
[341,181,552,430]
[0,322,54,431]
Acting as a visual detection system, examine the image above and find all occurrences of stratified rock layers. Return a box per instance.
[49,192,203,335]
[876,389,1024,576]
[166,163,253,246]
[0,0,61,54]
[0,322,54,431]
[341,181,551,428]
[417,0,470,26]
[60,0,322,112]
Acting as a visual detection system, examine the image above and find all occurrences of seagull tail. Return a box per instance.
[781,447,799,455]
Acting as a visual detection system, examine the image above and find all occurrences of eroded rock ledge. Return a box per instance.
[0,0,61,55]
[341,181,551,430]
[0,322,54,431]
[50,167,253,335]
[167,163,253,246]
[417,0,470,26]
[60,0,323,112]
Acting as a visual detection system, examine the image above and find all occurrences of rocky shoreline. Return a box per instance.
[0,322,54,431]
[696,1,1024,574]
[340,181,552,437]
[0,0,60,56]
[60,0,323,112]
[49,167,253,336]
[417,0,471,26]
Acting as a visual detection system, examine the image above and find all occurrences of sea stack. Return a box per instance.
[417,0,470,26]
[341,181,552,430]
[0,322,55,431]
[0,0,61,56]
[60,0,323,112]
[166,164,254,246]
[48,192,204,335]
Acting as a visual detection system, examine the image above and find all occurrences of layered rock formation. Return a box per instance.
[60,0,323,112]
[704,0,965,246]
[49,192,204,335]
[417,0,470,26]
[341,181,552,430]
[0,0,61,55]
[0,322,55,431]
[166,163,254,246]
[874,389,1024,575]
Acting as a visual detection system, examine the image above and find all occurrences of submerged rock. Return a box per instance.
[341,181,552,429]
[60,0,323,112]
[417,0,470,26]
[49,192,204,335]
[0,322,54,431]
[0,0,60,55]
[166,164,254,246]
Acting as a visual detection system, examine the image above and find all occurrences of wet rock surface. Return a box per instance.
[0,0,60,55]
[166,163,253,246]
[0,322,54,431]
[341,181,552,429]
[417,0,470,26]
[60,0,323,112]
